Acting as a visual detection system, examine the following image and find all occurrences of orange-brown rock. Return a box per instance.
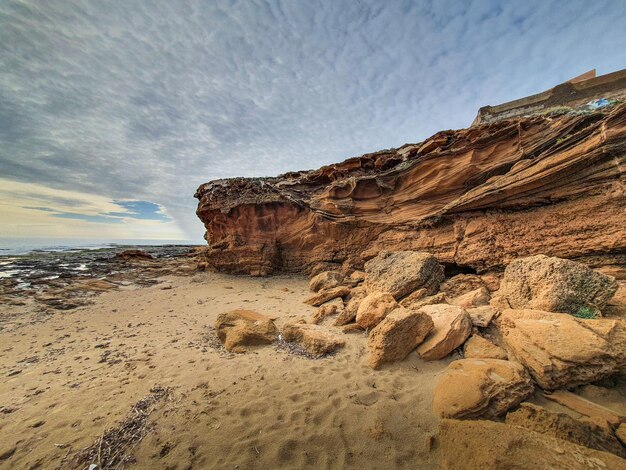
[282,323,345,358]
[355,291,399,330]
[438,419,626,470]
[367,308,434,369]
[463,335,507,360]
[195,105,626,275]
[416,304,472,361]
[497,309,622,389]
[215,309,278,353]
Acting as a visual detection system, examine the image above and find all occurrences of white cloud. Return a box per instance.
[0,0,625,240]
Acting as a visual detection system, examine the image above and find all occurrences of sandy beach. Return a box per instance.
[1,271,449,469]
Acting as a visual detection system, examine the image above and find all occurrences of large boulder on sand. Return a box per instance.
[506,402,626,458]
[368,308,434,369]
[215,309,278,352]
[438,419,626,470]
[355,291,399,330]
[492,255,618,316]
[497,309,622,389]
[364,251,444,300]
[282,323,345,358]
[308,271,344,292]
[450,287,490,309]
[433,359,534,419]
[416,304,472,360]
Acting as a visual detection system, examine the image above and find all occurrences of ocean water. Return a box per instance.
[0,238,201,256]
[0,238,203,289]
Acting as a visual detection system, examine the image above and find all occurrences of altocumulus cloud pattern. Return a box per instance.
[1,0,625,238]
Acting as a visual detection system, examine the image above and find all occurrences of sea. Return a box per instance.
[0,238,203,291]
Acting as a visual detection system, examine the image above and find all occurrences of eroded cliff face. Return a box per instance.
[195,104,626,276]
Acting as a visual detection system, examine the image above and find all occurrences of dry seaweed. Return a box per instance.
[68,386,170,470]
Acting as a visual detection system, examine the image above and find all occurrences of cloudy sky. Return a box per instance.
[1,0,625,242]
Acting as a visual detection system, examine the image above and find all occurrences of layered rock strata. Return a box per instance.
[195,104,626,275]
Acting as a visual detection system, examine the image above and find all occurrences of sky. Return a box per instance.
[1,0,625,242]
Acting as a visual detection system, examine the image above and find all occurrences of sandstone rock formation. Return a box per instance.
[416,304,472,360]
[309,298,344,325]
[497,309,622,389]
[195,104,626,276]
[492,255,618,316]
[303,286,350,307]
[440,274,487,298]
[367,308,434,369]
[450,287,490,309]
[506,402,626,457]
[433,359,533,419]
[308,271,344,292]
[466,305,497,328]
[215,309,278,353]
[438,419,626,470]
[282,323,345,358]
[334,286,367,326]
[355,291,398,330]
[463,335,507,360]
[364,251,444,300]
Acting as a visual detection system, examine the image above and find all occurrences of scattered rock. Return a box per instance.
[440,274,487,298]
[400,292,447,309]
[450,287,490,309]
[348,270,366,286]
[463,335,507,360]
[416,304,472,361]
[355,292,398,330]
[214,309,278,353]
[506,402,626,457]
[334,286,367,326]
[497,309,622,389]
[341,323,364,334]
[303,286,350,307]
[308,271,344,292]
[309,298,344,325]
[466,305,497,328]
[433,359,533,419]
[438,419,626,470]
[367,308,434,369]
[492,255,618,316]
[282,323,345,358]
[364,251,444,300]
[542,390,626,428]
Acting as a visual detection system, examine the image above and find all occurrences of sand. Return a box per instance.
[0,271,450,469]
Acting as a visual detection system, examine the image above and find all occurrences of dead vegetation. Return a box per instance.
[68,386,170,470]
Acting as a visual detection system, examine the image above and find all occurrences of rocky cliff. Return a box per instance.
[195,103,626,276]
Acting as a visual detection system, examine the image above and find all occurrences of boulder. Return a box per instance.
[466,305,497,327]
[348,270,366,286]
[440,274,487,298]
[506,403,626,457]
[215,309,278,353]
[334,286,367,326]
[304,286,350,307]
[433,359,533,419]
[463,335,507,360]
[542,390,626,428]
[282,323,345,358]
[450,287,490,309]
[416,304,472,360]
[492,255,618,316]
[309,298,344,325]
[364,251,444,300]
[308,271,344,292]
[355,292,399,330]
[367,308,434,369]
[438,419,626,470]
[400,292,447,309]
[497,309,622,389]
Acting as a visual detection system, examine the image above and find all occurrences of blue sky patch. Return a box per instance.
[109,200,170,221]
